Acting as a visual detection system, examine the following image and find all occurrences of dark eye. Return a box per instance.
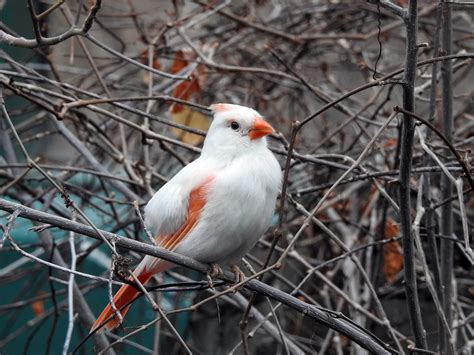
[230,121,240,130]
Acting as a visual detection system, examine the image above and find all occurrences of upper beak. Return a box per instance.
[248,117,274,140]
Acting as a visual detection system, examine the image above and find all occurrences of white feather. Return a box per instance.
[144,104,282,267]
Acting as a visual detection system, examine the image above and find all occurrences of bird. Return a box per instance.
[91,103,282,333]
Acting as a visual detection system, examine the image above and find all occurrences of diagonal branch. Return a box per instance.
[0,1,102,48]
[0,198,395,355]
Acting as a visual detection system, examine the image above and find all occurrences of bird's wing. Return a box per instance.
[154,175,214,251]
[91,170,215,333]
[144,160,214,237]
[142,160,216,271]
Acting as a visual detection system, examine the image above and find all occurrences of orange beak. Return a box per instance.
[248,117,274,140]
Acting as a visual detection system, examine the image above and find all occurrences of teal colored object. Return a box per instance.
[0,2,195,352]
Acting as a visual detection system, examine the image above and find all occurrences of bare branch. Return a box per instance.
[0,198,394,354]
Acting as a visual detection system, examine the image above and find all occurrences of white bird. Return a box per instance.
[91,103,282,332]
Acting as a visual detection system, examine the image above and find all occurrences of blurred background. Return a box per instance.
[0,1,473,354]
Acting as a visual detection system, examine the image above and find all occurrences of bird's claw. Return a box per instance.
[206,263,223,289]
[230,264,246,291]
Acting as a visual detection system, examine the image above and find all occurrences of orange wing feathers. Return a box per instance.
[90,268,156,333]
[91,178,213,333]
[156,177,212,250]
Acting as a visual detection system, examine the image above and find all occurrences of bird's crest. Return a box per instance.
[210,103,231,113]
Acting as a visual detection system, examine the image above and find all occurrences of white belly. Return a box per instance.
[175,154,280,265]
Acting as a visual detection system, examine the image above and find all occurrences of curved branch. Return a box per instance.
[0,1,101,48]
[0,198,395,355]
[394,105,473,190]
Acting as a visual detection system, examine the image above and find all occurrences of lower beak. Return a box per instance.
[248,118,274,140]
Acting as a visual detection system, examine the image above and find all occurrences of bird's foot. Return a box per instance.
[230,264,246,289]
[206,263,223,289]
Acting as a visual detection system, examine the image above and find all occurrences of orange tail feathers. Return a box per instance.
[91,261,169,333]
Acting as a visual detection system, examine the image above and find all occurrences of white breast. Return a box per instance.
[175,148,281,265]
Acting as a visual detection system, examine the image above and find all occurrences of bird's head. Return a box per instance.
[202,103,274,159]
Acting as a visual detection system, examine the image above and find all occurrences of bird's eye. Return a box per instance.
[230,121,240,130]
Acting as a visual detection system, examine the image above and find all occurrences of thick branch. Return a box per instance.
[440,3,455,354]
[0,1,102,48]
[398,0,428,349]
[368,0,407,19]
[0,198,394,355]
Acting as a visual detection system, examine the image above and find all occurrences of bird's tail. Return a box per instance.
[90,259,169,333]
